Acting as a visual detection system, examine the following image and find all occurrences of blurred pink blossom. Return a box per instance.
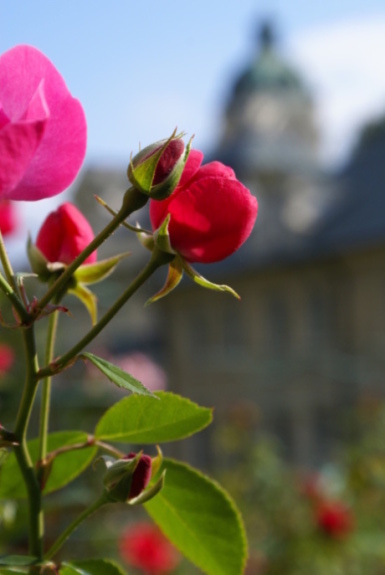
[114,352,167,392]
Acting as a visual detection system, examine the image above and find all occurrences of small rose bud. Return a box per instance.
[35,202,96,266]
[125,452,152,498]
[127,131,190,200]
[103,452,152,503]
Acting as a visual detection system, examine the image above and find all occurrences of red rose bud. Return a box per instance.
[103,452,152,503]
[125,452,152,499]
[316,501,355,539]
[127,132,189,199]
[150,149,258,263]
[35,202,96,265]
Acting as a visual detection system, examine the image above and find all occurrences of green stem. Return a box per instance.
[0,270,30,325]
[96,440,125,458]
[0,228,17,291]
[38,308,59,464]
[34,188,148,318]
[14,326,43,559]
[37,248,172,380]
[45,493,109,560]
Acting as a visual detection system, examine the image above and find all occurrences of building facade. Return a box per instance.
[75,22,385,467]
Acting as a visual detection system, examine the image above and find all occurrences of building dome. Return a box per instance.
[232,23,304,97]
[217,21,319,179]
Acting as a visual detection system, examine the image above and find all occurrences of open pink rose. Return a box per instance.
[149,150,258,263]
[0,45,86,201]
[36,202,96,265]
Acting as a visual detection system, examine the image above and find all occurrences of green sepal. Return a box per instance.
[182,260,240,300]
[102,453,140,502]
[128,468,166,506]
[137,226,155,251]
[27,236,52,281]
[81,352,157,397]
[153,214,175,255]
[146,257,183,304]
[68,284,97,325]
[73,253,130,285]
[151,445,163,479]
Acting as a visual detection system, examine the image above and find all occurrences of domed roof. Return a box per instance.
[232,22,306,98]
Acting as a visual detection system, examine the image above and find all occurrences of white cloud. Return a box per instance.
[288,14,385,167]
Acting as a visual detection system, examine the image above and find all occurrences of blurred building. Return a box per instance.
[75,22,385,466]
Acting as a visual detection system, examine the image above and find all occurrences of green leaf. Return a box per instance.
[145,459,247,575]
[59,567,81,575]
[95,391,212,444]
[61,559,127,575]
[68,284,98,325]
[82,352,156,397]
[0,432,97,499]
[0,569,27,575]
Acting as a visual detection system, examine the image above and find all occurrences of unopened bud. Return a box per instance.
[127,131,191,200]
[103,452,152,503]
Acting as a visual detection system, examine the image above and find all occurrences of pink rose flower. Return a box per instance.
[36,202,96,265]
[0,200,18,236]
[119,522,180,575]
[149,149,258,263]
[0,45,86,201]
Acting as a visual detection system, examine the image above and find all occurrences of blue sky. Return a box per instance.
[1,0,385,253]
[2,1,385,169]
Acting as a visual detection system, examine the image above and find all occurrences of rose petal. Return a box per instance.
[164,177,258,263]
[0,45,87,201]
[0,118,47,195]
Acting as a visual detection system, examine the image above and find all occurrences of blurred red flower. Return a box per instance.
[0,343,14,374]
[119,523,180,575]
[316,500,355,539]
[0,200,18,236]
